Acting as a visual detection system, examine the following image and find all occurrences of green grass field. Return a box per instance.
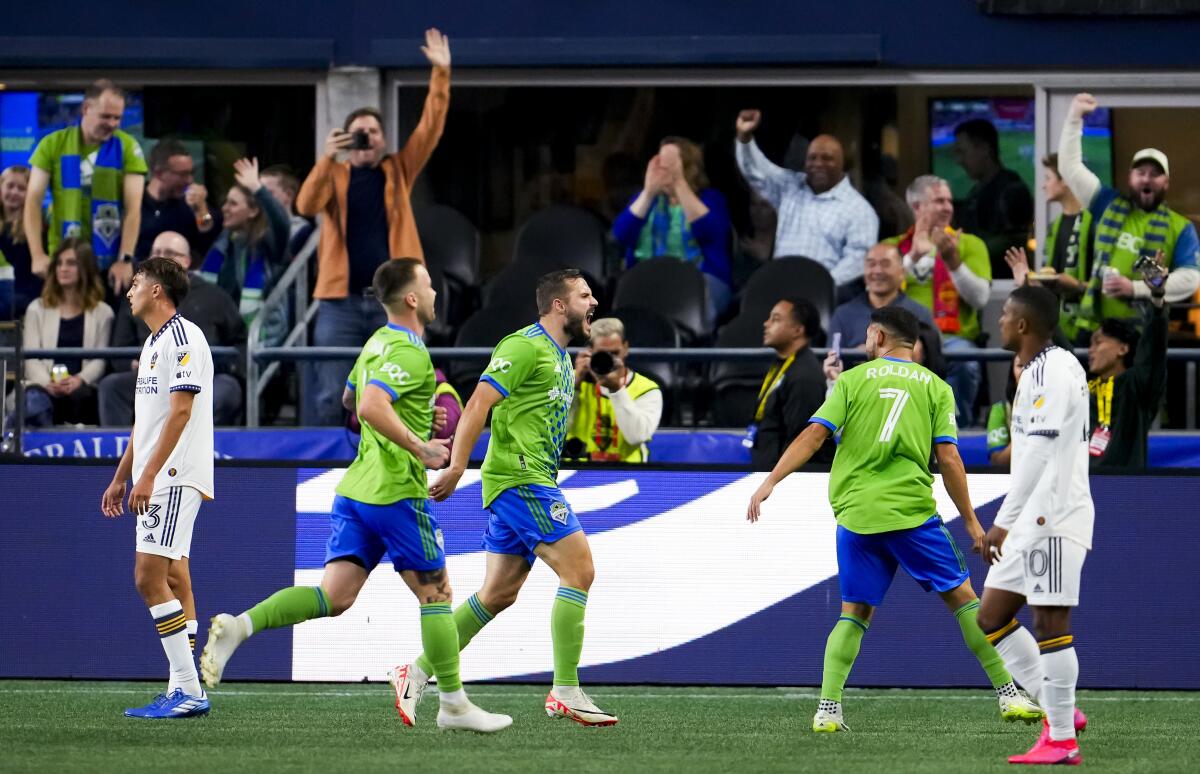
[1,681,1195,773]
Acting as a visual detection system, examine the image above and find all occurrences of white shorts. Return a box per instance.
[135,486,202,561]
[984,536,1087,607]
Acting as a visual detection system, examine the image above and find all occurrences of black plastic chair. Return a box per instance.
[415,204,481,287]
[740,256,835,337]
[611,305,681,422]
[612,257,709,342]
[709,312,769,428]
[514,204,608,281]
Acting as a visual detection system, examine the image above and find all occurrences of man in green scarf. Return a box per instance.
[1056,92,1199,333]
[24,79,147,293]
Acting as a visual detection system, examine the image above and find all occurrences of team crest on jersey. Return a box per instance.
[149,352,158,370]
[168,467,177,477]
[177,352,190,367]
[549,501,570,525]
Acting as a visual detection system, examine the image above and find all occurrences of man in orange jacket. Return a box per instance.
[299,28,450,425]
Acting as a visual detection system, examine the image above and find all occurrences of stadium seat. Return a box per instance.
[514,204,609,281]
[709,312,769,428]
[612,257,709,342]
[415,204,481,287]
[485,253,606,318]
[740,256,835,340]
[612,305,680,422]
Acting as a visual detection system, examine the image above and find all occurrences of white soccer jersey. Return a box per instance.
[132,313,215,499]
[994,346,1094,549]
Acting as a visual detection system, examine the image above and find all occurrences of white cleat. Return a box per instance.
[545,687,619,727]
[388,663,429,727]
[199,613,248,688]
[999,687,1045,725]
[436,700,512,733]
[813,700,849,732]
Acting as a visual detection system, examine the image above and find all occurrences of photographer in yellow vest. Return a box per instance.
[566,317,663,462]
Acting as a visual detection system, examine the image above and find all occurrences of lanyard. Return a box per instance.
[754,355,795,423]
[1089,377,1114,427]
[592,381,621,454]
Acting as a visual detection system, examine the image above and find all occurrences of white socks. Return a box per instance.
[1042,646,1079,741]
[150,600,202,697]
[994,624,1046,701]
[439,688,468,707]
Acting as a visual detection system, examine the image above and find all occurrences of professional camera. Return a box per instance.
[589,350,616,376]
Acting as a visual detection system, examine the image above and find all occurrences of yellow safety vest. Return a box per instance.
[566,371,660,463]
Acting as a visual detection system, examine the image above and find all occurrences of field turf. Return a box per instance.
[1,681,1196,773]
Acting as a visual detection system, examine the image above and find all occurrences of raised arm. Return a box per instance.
[397,28,451,181]
[1056,93,1102,209]
[734,110,791,210]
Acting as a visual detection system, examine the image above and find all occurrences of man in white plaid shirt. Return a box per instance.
[735,109,879,289]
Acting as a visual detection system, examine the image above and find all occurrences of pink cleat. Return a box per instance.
[1074,707,1088,734]
[1008,733,1082,766]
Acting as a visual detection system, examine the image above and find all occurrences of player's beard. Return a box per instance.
[565,308,591,342]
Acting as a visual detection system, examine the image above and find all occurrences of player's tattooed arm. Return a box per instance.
[358,383,451,468]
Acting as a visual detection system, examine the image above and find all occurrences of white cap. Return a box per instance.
[1131,148,1170,177]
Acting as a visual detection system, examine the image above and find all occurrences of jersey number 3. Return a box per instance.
[878,388,911,443]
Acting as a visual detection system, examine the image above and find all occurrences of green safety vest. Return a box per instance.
[1044,209,1093,341]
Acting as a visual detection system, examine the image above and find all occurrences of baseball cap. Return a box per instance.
[1131,148,1170,177]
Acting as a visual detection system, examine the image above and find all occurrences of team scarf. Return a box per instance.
[57,125,125,268]
[199,232,280,341]
[1078,195,1172,328]
[634,195,703,268]
[898,227,960,335]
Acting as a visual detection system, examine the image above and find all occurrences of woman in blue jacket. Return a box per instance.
[612,137,733,328]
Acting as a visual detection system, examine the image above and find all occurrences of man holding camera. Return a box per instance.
[566,317,663,463]
[297,28,451,426]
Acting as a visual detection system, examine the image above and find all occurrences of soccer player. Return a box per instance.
[976,284,1101,766]
[200,259,510,732]
[746,306,1042,732]
[101,256,213,718]
[391,269,619,727]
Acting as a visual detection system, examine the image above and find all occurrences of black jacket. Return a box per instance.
[1090,303,1168,469]
[751,346,833,470]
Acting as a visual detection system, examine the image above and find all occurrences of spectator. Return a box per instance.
[734,109,878,289]
[886,175,992,427]
[297,28,450,426]
[566,317,664,463]
[985,357,1023,467]
[20,239,113,425]
[1034,153,1093,344]
[24,79,147,294]
[750,297,831,470]
[1084,257,1169,469]
[134,138,220,261]
[261,164,315,258]
[951,118,1033,278]
[828,242,935,348]
[1,165,42,317]
[99,231,246,427]
[198,157,290,341]
[1058,92,1200,328]
[612,137,733,324]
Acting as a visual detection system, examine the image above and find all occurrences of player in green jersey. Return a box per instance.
[393,269,620,727]
[747,306,1042,732]
[201,259,510,733]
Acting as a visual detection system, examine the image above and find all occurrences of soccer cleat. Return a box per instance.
[125,688,210,719]
[388,663,429,727]
[436,700,512,733]
[1073,707,1088,734]
[545,687,619,727]
[812,700,849,733]
[200,613,248,688]
[1000,688,1045,725]
[1008,734,1081,765]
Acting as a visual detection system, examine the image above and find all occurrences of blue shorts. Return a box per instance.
[326,495,445,573]
[482,484,582,566]
[836,515,969,607]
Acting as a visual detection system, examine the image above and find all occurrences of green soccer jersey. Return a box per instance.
[336,323,436,505]
[479,323,574,507]
[28,126,147,256]
[811,356,958,534]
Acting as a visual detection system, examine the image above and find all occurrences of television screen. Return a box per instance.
[930,97,1113,200]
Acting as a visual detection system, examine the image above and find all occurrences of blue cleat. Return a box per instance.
[125,688,210,719]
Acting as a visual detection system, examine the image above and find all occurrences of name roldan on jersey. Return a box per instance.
[863,363,932,384]
[136,376,159,395]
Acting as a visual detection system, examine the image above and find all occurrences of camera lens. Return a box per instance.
[590,351,615,376]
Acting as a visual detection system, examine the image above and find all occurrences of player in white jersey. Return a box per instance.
[101,256,214,719]
[976,285,1094,766]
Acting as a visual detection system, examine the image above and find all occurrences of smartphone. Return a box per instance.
[348,130,371,150]
[830,332,842,362]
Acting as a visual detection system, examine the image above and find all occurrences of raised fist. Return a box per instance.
[736,110,761,142]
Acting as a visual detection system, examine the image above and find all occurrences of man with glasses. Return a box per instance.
[100,231,245,426]
[134,139,220,261]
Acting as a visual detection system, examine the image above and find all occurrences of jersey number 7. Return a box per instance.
[878,388,911,443]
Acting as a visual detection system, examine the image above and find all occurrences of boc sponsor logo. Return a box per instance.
[489,358,512,374]
[380,362,410,384]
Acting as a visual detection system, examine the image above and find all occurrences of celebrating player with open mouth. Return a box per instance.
[747,306,1042,732]
[102,257,214,719]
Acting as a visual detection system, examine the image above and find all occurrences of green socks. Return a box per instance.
[419,603,463,693]
[551,586,588,687]
[245,586,330,633]
[955,599,1012,689]
[415,593,494,676]
[821,614,869,702]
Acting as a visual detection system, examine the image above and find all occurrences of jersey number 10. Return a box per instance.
[878,388,911,443]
